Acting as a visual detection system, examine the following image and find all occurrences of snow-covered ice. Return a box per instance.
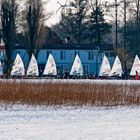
[1,78,140,85]
[0,105,140,140]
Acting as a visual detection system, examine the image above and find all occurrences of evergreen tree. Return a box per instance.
[88,2,112,46]
[53,0,88,44]
[53,0,112,45]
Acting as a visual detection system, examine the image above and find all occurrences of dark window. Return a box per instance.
[74,51,80,57]
[60,51,66,60]
[88,51,94,60]
[46,51,52,59]
[16,51,21,55]
[110,52,115,57]
[105,52,109,57]
[83,64,89,74]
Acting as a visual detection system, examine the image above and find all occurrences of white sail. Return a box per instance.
[26,54,39,76]
[43,54,57,75]
[0,61,3,75]
[70,54,83,76]
[130,55,140,76]
[111,56,123,77]
[0,38,5,46]
[11,53,25,76]
[99,54,111,77]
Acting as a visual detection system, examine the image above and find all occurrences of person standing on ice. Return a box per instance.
[64,68,69,79]
[135,71,139,80]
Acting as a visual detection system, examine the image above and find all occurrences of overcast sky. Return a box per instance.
[43,0,122,26]
[45,0,116,26]
[45,0,67,26]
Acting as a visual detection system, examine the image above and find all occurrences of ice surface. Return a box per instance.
[1,79,140,85]
[0,79,140,139]
[0,105,140,140]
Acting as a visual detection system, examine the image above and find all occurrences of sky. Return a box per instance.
[17,0,122,27]
[45,0,67,26]
[16,0,121,27]
[45,0,117,26]
[45,0,110,26]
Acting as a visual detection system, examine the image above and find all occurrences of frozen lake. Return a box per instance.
[0,105,140,140]
[0,78,140,84]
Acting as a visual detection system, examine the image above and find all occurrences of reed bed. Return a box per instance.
[0,80,140,106]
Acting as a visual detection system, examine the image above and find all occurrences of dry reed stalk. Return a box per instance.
[0,81,140,106]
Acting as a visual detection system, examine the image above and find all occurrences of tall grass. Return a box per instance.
[0,80,140,106]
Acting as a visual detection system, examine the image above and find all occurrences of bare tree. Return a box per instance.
[125,0,140,53]
[1,0,18,75]
[22,0,47,59]
[135,0,140,53]
[104,0,124,49]
[123,0,127,71]
[123,0,132,70]
[112,0,119,48]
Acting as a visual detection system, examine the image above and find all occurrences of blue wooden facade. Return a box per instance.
[13,44,115,75]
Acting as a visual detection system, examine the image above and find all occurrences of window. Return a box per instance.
[16,51,21,55]
[46,51,52,59]
[60,65,66,74]
[88,51,94,60]
[60,51,66,60]
[105,52,109,57]
[83,65,89,74]
[110,52,115,57]
[64,65,67,71]
[74,51,80,57]
[0,51,4,57]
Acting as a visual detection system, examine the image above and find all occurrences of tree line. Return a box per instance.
[0,0,140,74]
